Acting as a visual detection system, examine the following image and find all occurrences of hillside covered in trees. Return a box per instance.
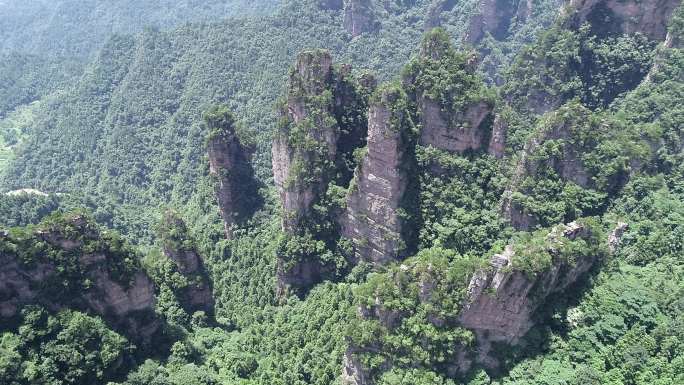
[1,0,683,384]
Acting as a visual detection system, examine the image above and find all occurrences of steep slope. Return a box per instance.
[205,105,261,238]
[3,2,683,385]
[273,49,371,296]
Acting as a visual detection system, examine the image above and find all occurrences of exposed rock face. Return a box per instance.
[273,50,338,233]
[273,50,371,296]
[424,0,458,29]
[465,0,526,44]
[159,212,215,316]
[418,97,493,153]
[564,0,682,40]
[341,87,418,265]
[342,221,609,383]
[163,246,215,315]
[458,221,604,370]
[206,106,260,239]
[0,215,160,342]
[344,0,378,37]
[407,29,495,154]
[342,347,375,385]
[487,113,507,158]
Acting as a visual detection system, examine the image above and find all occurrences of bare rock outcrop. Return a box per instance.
[273,50,338,233]
[0,213,160,343]
[273,50,371,296]
[487,113,508,158]
[563,0,682,40]
[464,0,530,44]
[458,222,601,369]
[206,106,260,239]
[341,86,418,265]
[342,220,610,383]
[418,97,493,153]
[344,0,378,37]
[406,28,495,154]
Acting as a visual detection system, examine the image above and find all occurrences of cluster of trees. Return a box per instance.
[0,1,682,385]
[0,306,133,385]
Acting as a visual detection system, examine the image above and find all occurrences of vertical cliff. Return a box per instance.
[272,50,337,234]
[458,220,607,370]
[273,50,371,296]
[343,0,378,37]
[341,85,419,265]
[404,28,495,154]
[564,0,682,40]
[464,0,528,44]
[206,105,260,239]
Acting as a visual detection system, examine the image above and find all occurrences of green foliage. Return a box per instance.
[118,282,354,385]
[0,193,61,227]
[510,101,650,228]
[0,0,280,58]
[510,217,607,276]
[0,211,141,297]
[503,24,655,114]
[403,28,495,125]
[417,146,508,255]
[349,247,482,381]
[1,2,683,385]
[0,0,558,245]
[0,306,132,385]
[611,176,684,266]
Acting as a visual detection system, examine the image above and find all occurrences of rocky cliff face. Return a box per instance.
[273,50,371,296]
[406,29,495,154]
[272,50,338,234]
[458,221,604,370]
[564,0,682,40]
[0,214,160,343]
[464,0,531,44]
[418,96,493,153]
[487,113,508,158]
[341,86,418,265]
[206,106,260,239]
[162,247,214,315]
[343,0,378,37]
[342,220,611,384]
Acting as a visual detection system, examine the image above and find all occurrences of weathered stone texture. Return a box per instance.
[341,88,416,265]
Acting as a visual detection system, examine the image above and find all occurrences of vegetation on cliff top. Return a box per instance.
[0,1,683,385]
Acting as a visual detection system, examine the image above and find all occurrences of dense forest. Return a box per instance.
[1,0,683,384]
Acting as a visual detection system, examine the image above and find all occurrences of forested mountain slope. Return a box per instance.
[0,0,564,242]
[0,0,282,182]
[0,0,281,58]
[0,1,683,385]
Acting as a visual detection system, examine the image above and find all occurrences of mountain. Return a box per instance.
[0,0,564,242]
[0,1,683,385]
